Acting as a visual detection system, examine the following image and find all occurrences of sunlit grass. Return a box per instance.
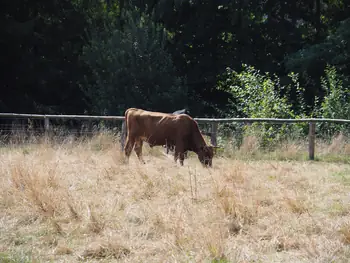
[0,133,350,262]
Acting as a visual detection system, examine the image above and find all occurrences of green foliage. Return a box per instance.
[0,252,33,263]
[318,65,350,135]
[218,64,295,118]
[0,0,113,114]
[1,0,350,131]
[81,7,187,115]
[217,64,308,147]
[284,17,350,108]
[285,18,350,74]
[210,258,231,263]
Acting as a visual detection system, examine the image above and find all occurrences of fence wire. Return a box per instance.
[0,117,220,148]
[1,116,349,160]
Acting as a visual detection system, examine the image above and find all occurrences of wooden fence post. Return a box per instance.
[308,122,316,160]
[44,116,50,139]
[120,120,126,151]
[210,122,218,146]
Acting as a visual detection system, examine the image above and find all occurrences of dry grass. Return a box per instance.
[0,133,350,262]
[221,132,350,164]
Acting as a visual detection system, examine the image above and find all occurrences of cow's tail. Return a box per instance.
[120,109,129,152]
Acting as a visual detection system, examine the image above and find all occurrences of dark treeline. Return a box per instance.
[1,0,349,124]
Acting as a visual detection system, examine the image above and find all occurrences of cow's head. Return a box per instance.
[198,145,215,167]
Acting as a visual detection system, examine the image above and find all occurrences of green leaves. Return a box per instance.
[218,64,299,119]
[285,17,350,76]
[318,65,350,135]
[81,7,187,115]
[217,64,308,146]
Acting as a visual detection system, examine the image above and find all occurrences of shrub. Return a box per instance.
[318,65,350,137]
[216,64,308,148]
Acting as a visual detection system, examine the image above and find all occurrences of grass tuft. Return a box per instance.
[284,196,309,214]
[87,204,105,234]
[339,223,350,244]
[214,185,257,226]
[80,238,130,259]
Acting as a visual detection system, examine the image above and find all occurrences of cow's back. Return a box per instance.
[126,108,194,146]
[126,108,169,135]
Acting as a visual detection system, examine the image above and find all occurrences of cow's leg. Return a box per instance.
[174,149,178,163]
[166,144,170,154]
[165,141,172,155]
[134,139,145,164]
[169,145,175,156]
[179,151,185,166]
[124,136,135,162]
[184,151,188,159]
[174,143,185,166]
[174,145,179,163]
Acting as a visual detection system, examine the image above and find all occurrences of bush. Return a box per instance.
[318,65,350,137]
[216,64,308,148]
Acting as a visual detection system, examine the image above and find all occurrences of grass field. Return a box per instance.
[0,133,350,263]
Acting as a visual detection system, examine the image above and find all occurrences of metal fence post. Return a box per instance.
[210,122,218,146]
[44,116,50,139]
[308,122,316,160]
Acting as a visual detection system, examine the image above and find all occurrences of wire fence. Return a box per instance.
[0,117,121,144]
[0,113,349,160]
[0,114,217,143]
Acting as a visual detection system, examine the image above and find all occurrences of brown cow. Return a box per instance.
[123,108,215,167]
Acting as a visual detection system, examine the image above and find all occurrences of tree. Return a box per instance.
[285,17,350,107]
[0,0,105,114]
[81,7,187,115]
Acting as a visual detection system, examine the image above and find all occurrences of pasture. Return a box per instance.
[0,133,350,263]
